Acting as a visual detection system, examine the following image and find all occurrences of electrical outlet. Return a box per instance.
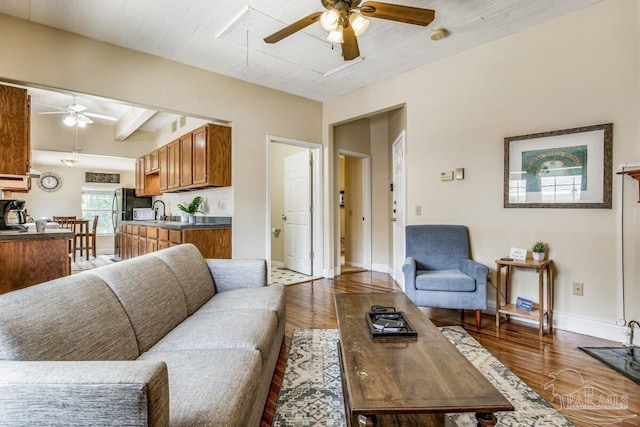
[217,199,227,210]
[415,205,422,216]
[572,282,583,296]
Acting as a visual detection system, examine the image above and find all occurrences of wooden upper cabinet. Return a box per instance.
[0,85,30,176]
[190,124,231,188]
[135,157,145,196]
[180,133,193,187]
[158,145,168,192]
[150,150,159,172]
[167,140,180,190]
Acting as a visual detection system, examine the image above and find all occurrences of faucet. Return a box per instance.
[152,200,166,220]
[625,320,640,347]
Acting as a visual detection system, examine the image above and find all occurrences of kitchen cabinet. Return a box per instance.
[154,123,231,193]
[158,145,168,192]
[145,150,159,174]
[180,133,193,188]
[167,140,180,190]
[119,223,231,260]
[136,155,160,197]
[0,84,31,180]
[0,232,71,294]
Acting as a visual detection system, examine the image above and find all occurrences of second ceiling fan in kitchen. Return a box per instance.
[264,0,436,60]
[38,97,117,128]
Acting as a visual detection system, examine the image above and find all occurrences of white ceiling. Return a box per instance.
[0,0,602,102]
[31,150,136,172]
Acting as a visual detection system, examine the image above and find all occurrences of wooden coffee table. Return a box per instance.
[335,292,513,426]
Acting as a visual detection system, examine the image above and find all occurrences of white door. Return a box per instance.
[284,150,312,275]
[392,133,406,286]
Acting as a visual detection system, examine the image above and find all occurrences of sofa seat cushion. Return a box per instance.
[138,349,261,427]
[89,253,189,353]
[148,309,277,367]
[415,269,476,292]
[0,274,139,361]
[196,284,285,324]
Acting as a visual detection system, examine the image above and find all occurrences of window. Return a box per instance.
[81,187,115,235]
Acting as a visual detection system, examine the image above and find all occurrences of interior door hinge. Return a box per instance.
[310,251,314,259]
[310,205,314,212]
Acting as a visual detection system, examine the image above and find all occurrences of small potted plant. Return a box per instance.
[177,196,204,224]
[531,241,547,261]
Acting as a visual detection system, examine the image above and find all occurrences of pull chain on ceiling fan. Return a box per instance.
[264,0,435,61]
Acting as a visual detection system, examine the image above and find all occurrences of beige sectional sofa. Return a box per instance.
[0,244,285,426]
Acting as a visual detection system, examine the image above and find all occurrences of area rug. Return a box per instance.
[273,327,573,426]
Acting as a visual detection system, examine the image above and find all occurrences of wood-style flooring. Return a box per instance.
[261,270,640,427]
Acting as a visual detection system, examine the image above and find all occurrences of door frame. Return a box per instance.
[392,131,406,288]
[337,149,372,274]
[266,135,324,282]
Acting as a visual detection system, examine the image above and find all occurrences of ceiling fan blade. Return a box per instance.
[84,112,117,121]
[77,114,93,124]
[33,102,67,112]
[341,25,360,61]
[264,11,323,44]
[39,111,67,115]
[360,1,435,26]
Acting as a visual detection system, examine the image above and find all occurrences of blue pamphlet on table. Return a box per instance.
[516,297,533,312]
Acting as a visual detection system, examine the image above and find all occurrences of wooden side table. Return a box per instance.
[495,258,553,337]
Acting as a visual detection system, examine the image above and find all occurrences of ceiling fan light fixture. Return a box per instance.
[77,120,87,128]
[63,115,77,127]
[327,25,344,43]
[60,159,78,168]
[349,12,369,37]
[320,9,340,31]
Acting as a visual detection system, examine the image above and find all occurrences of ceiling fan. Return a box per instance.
[264,0,435,61]
[38,99,118,127]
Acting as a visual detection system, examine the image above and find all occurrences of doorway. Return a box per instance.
[267,136,323,284]
[338,150,371,274]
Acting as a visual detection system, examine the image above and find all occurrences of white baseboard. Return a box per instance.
[271,261,285,268]
[345,261,363,268]
[486,300,627,343]
[371,263,390,274]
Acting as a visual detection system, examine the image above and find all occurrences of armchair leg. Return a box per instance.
[475,310,482,329]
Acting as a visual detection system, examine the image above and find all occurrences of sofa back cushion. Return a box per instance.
[151,244,215,315]
[0,274,139,361]
[89,253,188,353]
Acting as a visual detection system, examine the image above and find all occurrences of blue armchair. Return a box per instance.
[402,225,488,328]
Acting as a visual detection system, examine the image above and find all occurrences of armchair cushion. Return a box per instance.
[415,270,476,292]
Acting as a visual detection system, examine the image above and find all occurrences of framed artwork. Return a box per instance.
[85,172,120,184]
[504,123,613,209]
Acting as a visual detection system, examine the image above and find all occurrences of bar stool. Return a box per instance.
[74,216,98,260]
[52,216,76,260]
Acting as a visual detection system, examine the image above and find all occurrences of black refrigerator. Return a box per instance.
[112,188,152,260]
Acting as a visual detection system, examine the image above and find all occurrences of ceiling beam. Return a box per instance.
[113,107,157,141]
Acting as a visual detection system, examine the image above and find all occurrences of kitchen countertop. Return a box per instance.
[121,217,232,230]
[0,228,73,241]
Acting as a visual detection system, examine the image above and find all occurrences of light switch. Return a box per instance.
[440,171,453,181]
[217,199,227,209]
[415,205,422,216]
[455,168,465,180]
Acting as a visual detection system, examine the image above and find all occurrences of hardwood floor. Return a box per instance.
[261,271,640,427]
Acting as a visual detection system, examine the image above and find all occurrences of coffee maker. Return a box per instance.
[0,199,27,231]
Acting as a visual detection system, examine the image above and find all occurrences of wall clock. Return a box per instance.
[37,172,63,192]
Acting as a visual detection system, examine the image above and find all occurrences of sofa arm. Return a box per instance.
[0,361,169,427]
[402,257,418,300]
[206,259,268,292]
[460,259,489,284]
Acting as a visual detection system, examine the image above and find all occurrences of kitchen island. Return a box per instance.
[118,218,231,260]
[0,228,73,294]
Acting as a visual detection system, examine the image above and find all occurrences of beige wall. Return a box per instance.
[269,143,307,263]
[323,0,640,339]
[0,13,322,260]
[344,156,363,265]
[370,114,392,271]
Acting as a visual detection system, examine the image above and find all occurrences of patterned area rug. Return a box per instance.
[273,327,573,426]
